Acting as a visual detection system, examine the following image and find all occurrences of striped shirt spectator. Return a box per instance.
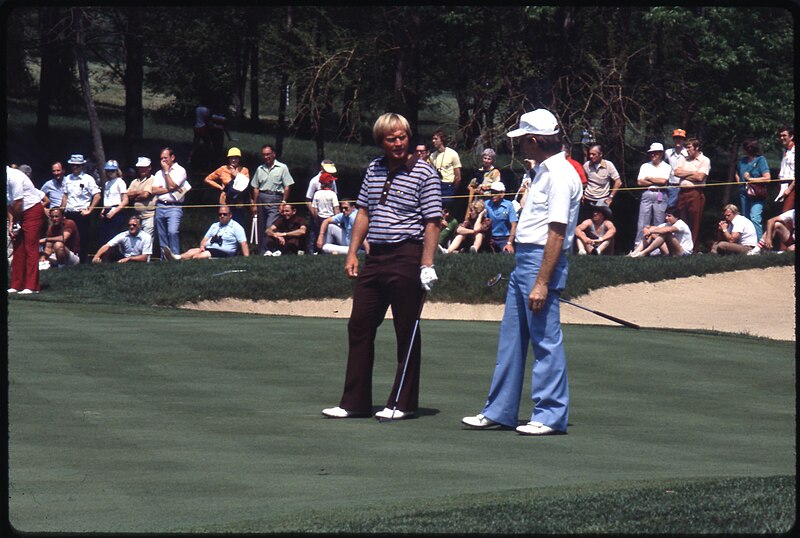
[356,156,442,244]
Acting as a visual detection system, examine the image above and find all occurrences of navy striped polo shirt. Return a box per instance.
[356,155,442,244]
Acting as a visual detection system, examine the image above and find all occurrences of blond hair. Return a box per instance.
[373,113,412,146]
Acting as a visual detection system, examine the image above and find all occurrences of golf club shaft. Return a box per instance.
[389,292,427,416]
[558,298,640,329]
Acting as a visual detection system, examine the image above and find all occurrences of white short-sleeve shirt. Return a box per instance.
[64,172,101,211]
[107,230,153,257]
[515,152,583,249]
[103,177,128,207]
[7,166,45,210]
[153,163,188,203]
[730,214,758,247]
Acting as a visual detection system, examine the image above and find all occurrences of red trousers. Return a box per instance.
[677,187,705,247]
[339,241,425,414]
[10,202,46,291]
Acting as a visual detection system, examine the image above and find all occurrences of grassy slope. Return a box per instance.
[27,250,796,307]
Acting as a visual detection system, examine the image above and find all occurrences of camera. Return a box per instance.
[209,234,223,246]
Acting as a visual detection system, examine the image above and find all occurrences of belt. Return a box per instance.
[259,190,282,196]
[157,201,181,205]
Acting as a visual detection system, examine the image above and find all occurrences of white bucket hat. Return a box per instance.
[647,142,665,153]
[507,109,560,138]
[135,157,151,167]
[67,153,87,165]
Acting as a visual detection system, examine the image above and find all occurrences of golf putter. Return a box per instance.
[486,273,639,329]
[379,292,427,423]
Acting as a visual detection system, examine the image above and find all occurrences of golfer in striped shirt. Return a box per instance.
[323,113,442,421]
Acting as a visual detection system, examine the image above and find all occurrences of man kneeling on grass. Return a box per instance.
[92,215,152,263]
[162,205,249,260]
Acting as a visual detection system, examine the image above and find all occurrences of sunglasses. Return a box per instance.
[219,213,231,216]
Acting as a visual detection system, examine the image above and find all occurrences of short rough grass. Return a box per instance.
[27,250,795,307]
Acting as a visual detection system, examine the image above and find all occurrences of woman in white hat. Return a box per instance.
[98,159,129,245]
[632,142,672,251]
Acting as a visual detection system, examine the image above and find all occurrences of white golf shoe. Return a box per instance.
[322,406,368,418]
[461,413,500,429]
[374,407,414,420]
[515,421,562,436]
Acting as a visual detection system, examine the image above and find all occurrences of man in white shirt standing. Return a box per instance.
[776,126,795,213]
[665,129,688,208]
[63,153,101,262]
[462,109,582,436]
[7,165,47,293]
[152,147,189,258]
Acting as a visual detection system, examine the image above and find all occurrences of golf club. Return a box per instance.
[212,269,248,277]
[486,272,640,329]
[379,292,427,423]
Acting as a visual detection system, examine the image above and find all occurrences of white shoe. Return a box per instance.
[321,406,369,418]
[437,244,447,254]
[515,421,562,436]
[272,250,281,257]
[747,246,761,256]
[462,413,500,429]
[374,407,414,420]
[39,260,51,271]
[469,245,478,254]
[18,289,38,295]
[263,251,272,256]
[7,288,19,293]
[628,250,642,258]
[161,246,180,261]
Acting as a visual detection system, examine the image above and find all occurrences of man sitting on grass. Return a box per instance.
[752,209,795,254]
[710,204,758,255]
[92,215,152,263]
[162,205,249,260]
[629,206,693,257]
[265,203,307,256]
[574,204,616,255]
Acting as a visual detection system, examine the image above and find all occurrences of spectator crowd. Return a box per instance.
[7,124,795,294]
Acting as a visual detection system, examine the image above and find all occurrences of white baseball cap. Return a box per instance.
[489,181,506,192]
[321,159,337,174]
[135,157,151,167]
[507,109,560,138]
[647,142,665,153]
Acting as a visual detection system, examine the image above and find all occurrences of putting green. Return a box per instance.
[8,301,794,532]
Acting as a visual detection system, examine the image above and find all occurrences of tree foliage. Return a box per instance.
[6,5,795,177]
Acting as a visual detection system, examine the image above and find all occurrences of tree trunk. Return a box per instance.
[249,20,260,125]
[123,7,144,151]
[75,9,106,180]
[35,6,61,140]
[276,7,292,157]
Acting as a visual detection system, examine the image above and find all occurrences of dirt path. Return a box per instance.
[182,266,795,342]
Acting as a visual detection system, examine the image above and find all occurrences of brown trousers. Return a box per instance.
[339,241,425,414]
[677,187,705,247]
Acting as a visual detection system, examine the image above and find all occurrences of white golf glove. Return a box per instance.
[420,265,438,292]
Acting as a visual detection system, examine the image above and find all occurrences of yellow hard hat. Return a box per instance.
[227,147,242,158]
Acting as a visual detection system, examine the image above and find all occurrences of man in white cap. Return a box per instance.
[632,142,672,251]
[125,157,157,236]
[462,108,582,436]
[63,153,101,262]
[483,180,517,253]
[305,159,338,254]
